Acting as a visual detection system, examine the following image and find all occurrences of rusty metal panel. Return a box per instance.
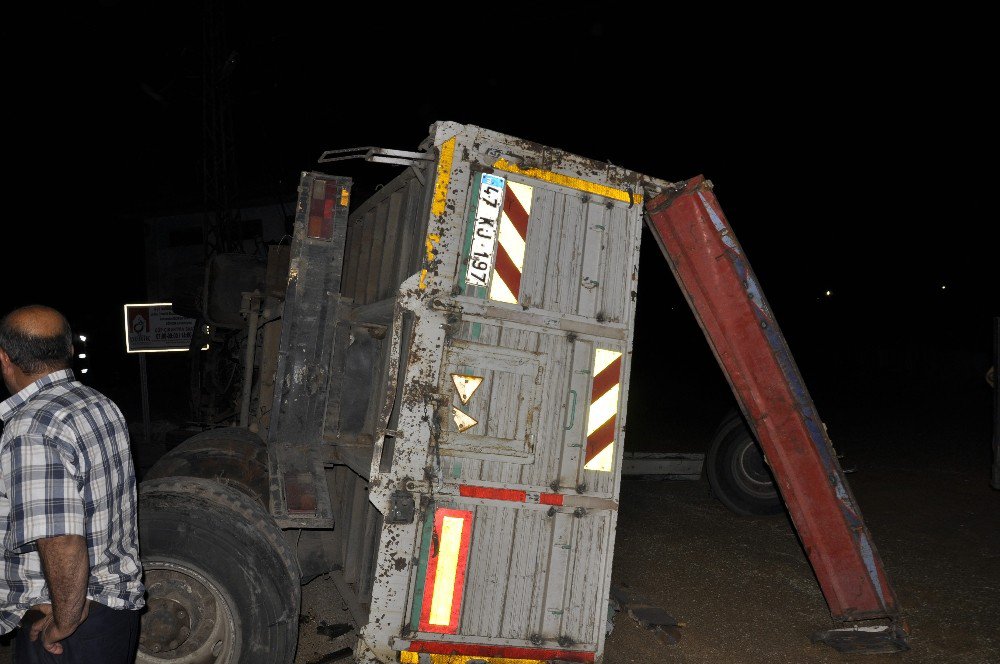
[357,122,644,664]
[267,172,351,529]
[643,176,904,626]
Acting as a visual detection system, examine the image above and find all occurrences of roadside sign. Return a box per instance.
[124,303,198,353]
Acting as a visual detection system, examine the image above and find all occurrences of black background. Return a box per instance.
[3,3,995,445]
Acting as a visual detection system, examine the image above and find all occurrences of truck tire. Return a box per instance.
[144,427,270,508]
[168,426,267,452]
[706,411,783,516]
[138,477,300,664]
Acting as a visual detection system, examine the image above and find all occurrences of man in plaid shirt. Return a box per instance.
[0,305,145,661]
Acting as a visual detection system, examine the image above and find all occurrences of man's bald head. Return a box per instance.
[0,305,73,376]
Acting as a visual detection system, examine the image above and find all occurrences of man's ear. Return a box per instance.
[0,347,9,367]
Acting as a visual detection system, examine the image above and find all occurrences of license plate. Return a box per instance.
[466,174,506,288]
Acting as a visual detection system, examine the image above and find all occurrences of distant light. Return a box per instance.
[940,285,947,290]
[78,335,87,342]
[81,368,89,374]
[78,353,87,359]
[825,290,832,297]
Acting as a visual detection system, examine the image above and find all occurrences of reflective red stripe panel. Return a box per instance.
[459,485,564,505]
[459,485,526,501]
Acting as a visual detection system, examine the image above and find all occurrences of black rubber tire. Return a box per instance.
[138,477,300,664]
[168,426,267,453]
[144,427,270,508]
[706,411,783,516]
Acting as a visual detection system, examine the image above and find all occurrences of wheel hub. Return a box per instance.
[138,562,235,663]
[142,597,192,653]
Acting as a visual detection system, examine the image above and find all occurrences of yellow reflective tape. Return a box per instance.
[428,515,466,625]
[493,158,642,204]
[584,442,615,471]
[432,138,457,217]
[586,384,620,437]
[488,274,518,304]
[419,234,442,290]
[593,349,622,376]
[400,653,546,664]
[340,188,350,208]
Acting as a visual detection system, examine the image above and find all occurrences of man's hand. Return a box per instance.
[34,534,92,654]
[27,600,91,654]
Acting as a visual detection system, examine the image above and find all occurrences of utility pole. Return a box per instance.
[201,0,241,257]
[190,0,243,425]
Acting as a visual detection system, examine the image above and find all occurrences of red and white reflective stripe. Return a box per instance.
[419,509,474,633]
[488,181,533,304]
[459,484,564,505]
[584,349,623,471]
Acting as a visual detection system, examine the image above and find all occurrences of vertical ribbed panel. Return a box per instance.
[343,167,430,304]
[439,503,613,644]
[514,185,634,323]
[441,325,628,497]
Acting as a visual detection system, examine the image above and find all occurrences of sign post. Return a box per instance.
[123,303,199,448]
[992,317,999,490]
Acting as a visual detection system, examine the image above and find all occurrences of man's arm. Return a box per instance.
[31,534,91,654]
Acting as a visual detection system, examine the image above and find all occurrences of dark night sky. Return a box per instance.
[3,3,995,413]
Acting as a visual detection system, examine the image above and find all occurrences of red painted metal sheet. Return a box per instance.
[644,176,903,624]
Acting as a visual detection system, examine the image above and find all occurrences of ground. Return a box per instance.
[1,364,996,664]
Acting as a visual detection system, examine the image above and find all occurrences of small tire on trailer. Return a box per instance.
[706,410,783,516]
[138,477,300,664]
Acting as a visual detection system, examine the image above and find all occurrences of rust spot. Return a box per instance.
[394,557,408,571]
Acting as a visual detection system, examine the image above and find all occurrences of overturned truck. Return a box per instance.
[137,121,908,663]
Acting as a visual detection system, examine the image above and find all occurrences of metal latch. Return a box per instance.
[385,490,416,524]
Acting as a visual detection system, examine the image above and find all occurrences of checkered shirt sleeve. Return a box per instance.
[3,424,86,553]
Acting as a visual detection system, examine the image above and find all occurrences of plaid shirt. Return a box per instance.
[0,369,144,633]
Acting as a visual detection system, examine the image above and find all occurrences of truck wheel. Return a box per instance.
[144,427,270,508]
[706,411,783,516]
[138,477,300,664]
[167,426,268,452]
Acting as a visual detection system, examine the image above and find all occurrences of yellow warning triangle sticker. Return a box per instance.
[451,374,484,405]
[452,407,478,433]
